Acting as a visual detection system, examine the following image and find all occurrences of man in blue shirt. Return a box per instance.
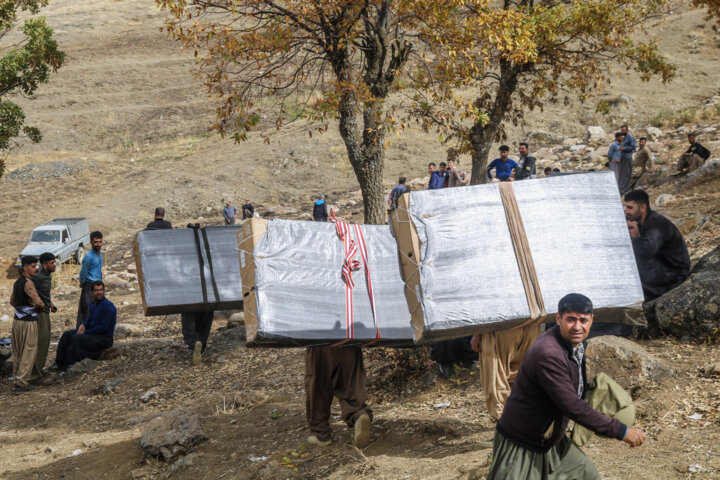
[428,163,446,189]
[223,201,238,225]
[389,177,407,210]
[56,281,116,371]
[617,125,636,194]
[488,145,519,181]
[607,132,624,190]
[77,231,103,328]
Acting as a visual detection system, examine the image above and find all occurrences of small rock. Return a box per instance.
[127,263,137,272]
[227,312,244,327]
[114,323,140,339]
[654,193,676,206]
[67,358,99,375]
[586,126,607,143]
[103,377,125,395]
[702,126,717,134]
[569,144,587,152]
[160,453,199,479]
[141,389,159,403]
[586,335,671,388]
[701,363,720,378]
[688,464,703,473]
[140,408,207,462]
[645,126,663,141]
[525,130,563,145]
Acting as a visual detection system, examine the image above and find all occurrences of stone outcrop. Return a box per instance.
[586,336,672,389]
[140,409,206,462]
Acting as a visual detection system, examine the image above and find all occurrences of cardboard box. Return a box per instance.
[238,218,414,347]
[391,171,645,343]
[134,226,244,315]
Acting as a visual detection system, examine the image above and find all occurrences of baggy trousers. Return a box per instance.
[480,323,542,420]
[617,157,633,194]
[76,282,94,329]
[677,153,705,173]
[305,346,373,442]
[11,319,38,387]
[56,329,113,369]
[181,311,213,350]
[31,311,51,380]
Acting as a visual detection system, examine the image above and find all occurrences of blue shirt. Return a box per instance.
[487,158,519,180]
[223,206,237,221]
[621,133,636,160]
[83,297,117,338]
[389,184,408,210]
[428,171,446,189]
[607,141,622,161]
[79,249,103,284]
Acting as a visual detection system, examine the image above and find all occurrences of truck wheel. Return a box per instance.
[74,245,84,264]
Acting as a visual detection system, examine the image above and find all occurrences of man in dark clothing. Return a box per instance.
[242,200,255,219]
[439,162,449,187]
[181,311,214,365]
[677,133,711,173]
[31,252,57,383]
[56,281,116,371]
[146,207,173,230]
[428,162,446,189]
[488,145,519,181]
[305,346,372,448]
[430,336,478,378]
[10,256,44,392]
[389,177,407,210]
[514,142,537,180]
[312,195,329,222]
[488,293,645,480]
[624,190,691,300]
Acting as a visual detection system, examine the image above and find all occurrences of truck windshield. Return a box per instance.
[30,230,60,243]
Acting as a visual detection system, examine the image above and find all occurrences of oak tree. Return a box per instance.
[0,0,64,178]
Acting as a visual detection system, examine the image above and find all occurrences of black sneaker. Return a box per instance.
[13,384,36,393]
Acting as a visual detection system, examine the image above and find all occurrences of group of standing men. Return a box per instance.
[9,230,117,392]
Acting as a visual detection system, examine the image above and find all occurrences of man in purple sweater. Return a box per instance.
[487,293,646,479]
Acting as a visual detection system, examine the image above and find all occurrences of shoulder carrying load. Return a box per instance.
[391,171,644,343]
[134,226,244,315]
[238,218,414,347]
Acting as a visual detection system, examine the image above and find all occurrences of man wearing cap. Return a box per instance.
[487,293,645,479]
[31,252,58,384]
[487,146,519,182]
[10,256,44,392]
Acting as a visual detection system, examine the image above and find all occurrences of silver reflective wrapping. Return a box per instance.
[251,219,413,346]
[135,226,244,315]
[406,171,644,341]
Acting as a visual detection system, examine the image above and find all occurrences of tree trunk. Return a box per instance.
[469,60,520,186]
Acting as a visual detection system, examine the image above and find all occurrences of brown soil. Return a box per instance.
[1,1,719,479]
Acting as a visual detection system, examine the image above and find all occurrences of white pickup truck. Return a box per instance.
[16,218,91,271]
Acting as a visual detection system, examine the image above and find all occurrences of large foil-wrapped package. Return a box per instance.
[239,218,413,346]
[391,171,644,343]
[134,226,244,315]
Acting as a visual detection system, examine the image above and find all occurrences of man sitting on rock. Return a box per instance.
[624,190,690,301]
[55,281,116,371]
[677,133,711,173]
[486,293,645,480]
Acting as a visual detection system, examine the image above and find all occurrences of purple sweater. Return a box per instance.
[497,326,626,452]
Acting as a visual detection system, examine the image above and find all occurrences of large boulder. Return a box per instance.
[586,126,607,144]
[650,244,720,341]
[586,336,672,389]
[645,127,663,141]
[140,409,207,462]
[675,159,720,192]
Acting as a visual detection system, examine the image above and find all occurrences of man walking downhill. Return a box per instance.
[181,311,214,365]
[617,125,636,194]
[31,252,57,385]
[305,346,372,448]
[10,256,44,392]
[487,293,646,480]
[77,231,103,329]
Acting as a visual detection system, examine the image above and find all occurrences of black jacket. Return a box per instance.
[686,142,711,161]
[498,327,625,452]
[514,154,537,180]
[242,203,254,219]
[632,209,691,300]
[32,268,53,313]
[146,219,173,230]
[313,201,328,222]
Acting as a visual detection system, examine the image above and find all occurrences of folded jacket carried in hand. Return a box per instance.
[391,171,644,343]
[238,218,414,347]
[134,226,244,315]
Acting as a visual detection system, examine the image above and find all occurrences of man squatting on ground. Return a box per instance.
[9,256,44,392]
[56,281,116,371]
[305,346,372,448]
[624,189,691,301]
[31,252,58,384]
[77,231,103,328]
[487,293,645,480]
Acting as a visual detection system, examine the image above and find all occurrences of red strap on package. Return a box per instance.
[330,211,380,345]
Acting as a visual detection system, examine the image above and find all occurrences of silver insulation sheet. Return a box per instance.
[135,226,244,315]
[408,171,644,341]
[251,219,413,346]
